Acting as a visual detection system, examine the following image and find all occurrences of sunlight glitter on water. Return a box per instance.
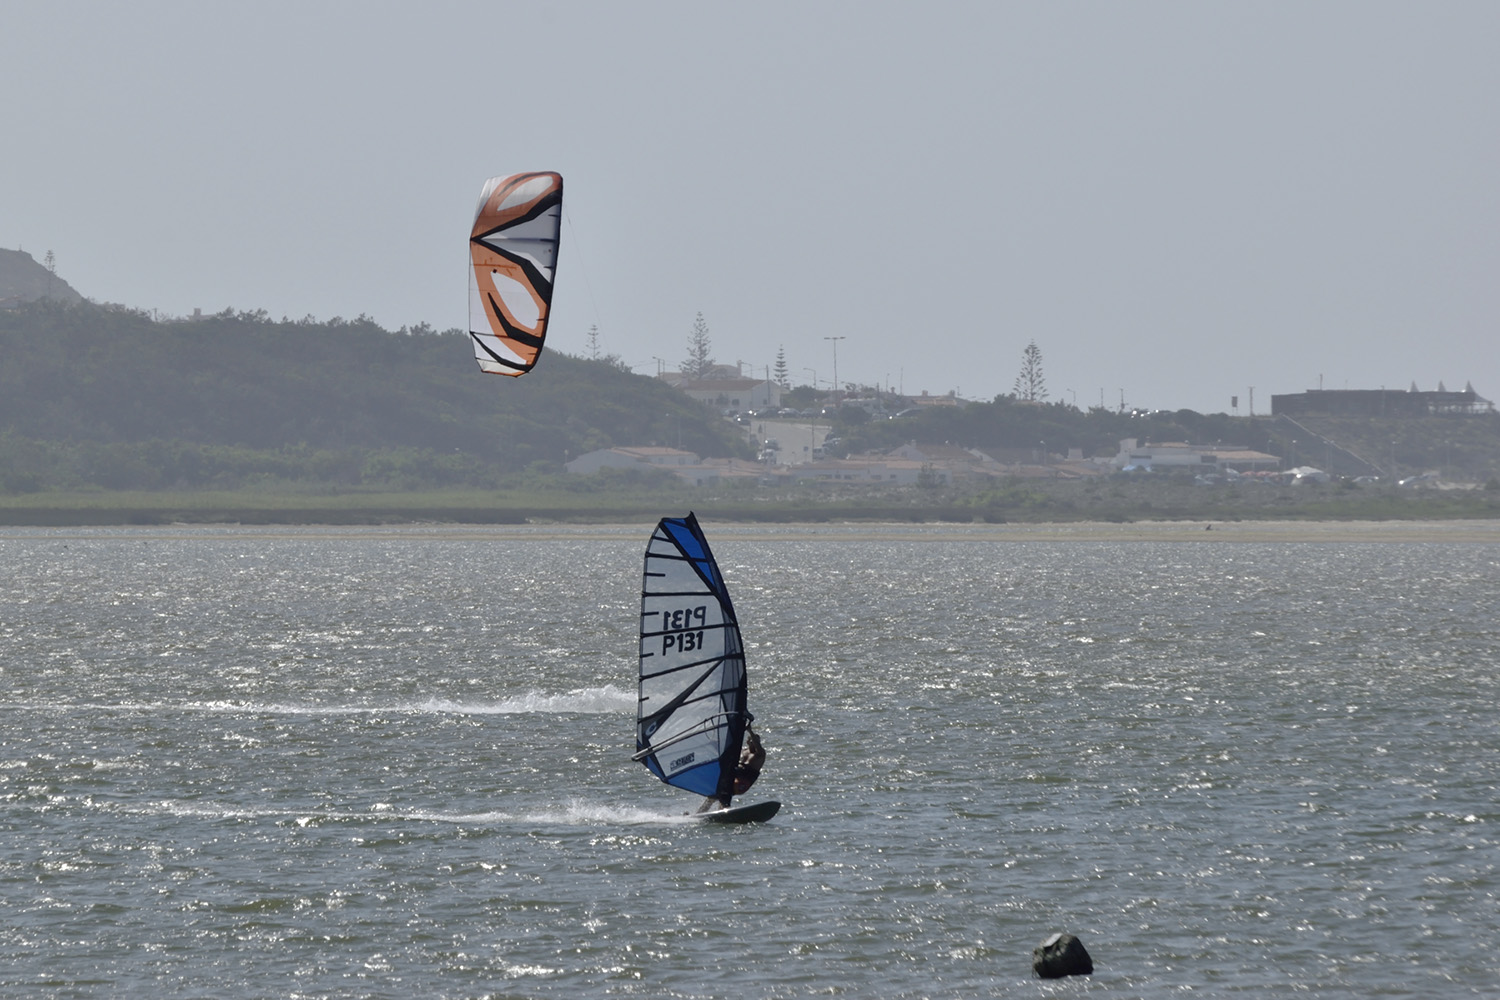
[2,525,1497,997]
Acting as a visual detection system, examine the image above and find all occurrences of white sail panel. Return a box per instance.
[490,271,543,329]
[496,174,556,212]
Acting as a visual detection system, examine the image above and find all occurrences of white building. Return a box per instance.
[673,378,781,413]
[1111,438,1280,472]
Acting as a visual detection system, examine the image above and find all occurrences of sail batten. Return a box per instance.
[636,513,749,801]
[640,659,728,681]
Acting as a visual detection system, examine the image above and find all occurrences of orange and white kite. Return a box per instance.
[468,172,562,376]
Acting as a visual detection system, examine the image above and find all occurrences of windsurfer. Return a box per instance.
[734,726,765,795]
[695,725,766,812]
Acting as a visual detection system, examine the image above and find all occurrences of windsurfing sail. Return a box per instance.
[636,513,749,802]
[468,171,562,377]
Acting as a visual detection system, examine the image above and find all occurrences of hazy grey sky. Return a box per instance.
[6,1,1497,414]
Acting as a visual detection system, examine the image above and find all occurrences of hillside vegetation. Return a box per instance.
[0,248,83,307]
[0,299,750,492]
[831,396,1500,483]
[838,398,1268,462]
[3,298,1498,524]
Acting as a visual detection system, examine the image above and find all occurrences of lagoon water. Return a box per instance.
[2,522,1498,998]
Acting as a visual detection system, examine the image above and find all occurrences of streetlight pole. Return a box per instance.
[824,336,846,402]
[802,368,821,462]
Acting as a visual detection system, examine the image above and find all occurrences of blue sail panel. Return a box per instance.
[660,517,727,599]
[644,756,724,799]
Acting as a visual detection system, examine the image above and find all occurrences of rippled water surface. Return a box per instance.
[2,523,1498,997]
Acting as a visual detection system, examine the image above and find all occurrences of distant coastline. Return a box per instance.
[3,517,1498,546]
[1,485,1496,531]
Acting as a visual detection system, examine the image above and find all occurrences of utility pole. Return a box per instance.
[824,336,846,402]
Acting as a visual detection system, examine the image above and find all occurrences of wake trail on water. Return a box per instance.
[2,685,635,716]
[104,796,692,828]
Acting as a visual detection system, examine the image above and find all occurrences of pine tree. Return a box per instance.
[1012,340,1047,402]
[586,324,601,361]
[683,312,714,379]
[773,345,790,389]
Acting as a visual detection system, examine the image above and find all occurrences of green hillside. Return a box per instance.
[4,299,1497,525]
[0,299,750,492]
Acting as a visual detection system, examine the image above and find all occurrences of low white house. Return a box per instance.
[673,378,781,413]
[1111,438,1280,472]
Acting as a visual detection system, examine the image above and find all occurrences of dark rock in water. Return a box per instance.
[1033,932,1093,979]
